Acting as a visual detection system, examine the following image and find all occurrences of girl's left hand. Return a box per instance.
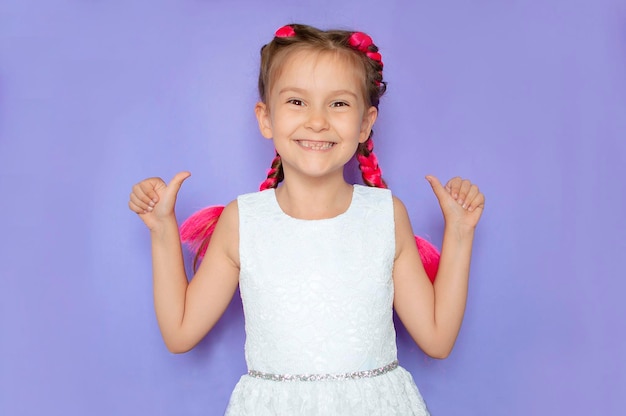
[426,175,485,229]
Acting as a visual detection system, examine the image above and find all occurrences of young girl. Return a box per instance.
[129,23,484,415]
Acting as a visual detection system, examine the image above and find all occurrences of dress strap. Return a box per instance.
[247,360,399,382]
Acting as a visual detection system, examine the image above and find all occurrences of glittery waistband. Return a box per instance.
[247,360,399,382]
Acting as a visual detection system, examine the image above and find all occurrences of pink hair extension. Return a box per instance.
[179,205,225,269]
[415,236,440,283]
[356,138,441,281]
[180,205,440,280]
[177,25,440,280]
[259,152,283,191]
[347,31,384,86]
[347,32,383,67]
[179,153,282,268]
[348,32,373,51]
[275,25,296,38]
[357,138,386,189]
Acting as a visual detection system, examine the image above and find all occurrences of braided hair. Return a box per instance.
[258,23,387,191]
[180,24,440,281]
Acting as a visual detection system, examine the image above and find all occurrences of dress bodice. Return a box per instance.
[237,185,398,374]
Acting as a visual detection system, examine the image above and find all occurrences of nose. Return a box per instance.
[304,106,330,132]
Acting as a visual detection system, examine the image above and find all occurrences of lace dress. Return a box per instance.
[225,185,429,415]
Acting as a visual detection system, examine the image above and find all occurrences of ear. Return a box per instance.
[254,102,273,139]
[359,106,378,143]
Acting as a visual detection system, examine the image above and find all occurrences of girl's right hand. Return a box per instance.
[128,171,191,231]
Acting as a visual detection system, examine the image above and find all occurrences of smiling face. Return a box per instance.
[255,48,377,185]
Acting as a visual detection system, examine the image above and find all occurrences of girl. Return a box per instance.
[129,23,484,415]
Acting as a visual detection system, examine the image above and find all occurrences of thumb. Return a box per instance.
[167,171,191,196]
[425,175,449,202]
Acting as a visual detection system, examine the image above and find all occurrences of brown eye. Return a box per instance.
[287,99,304,106]
[331,101,349,108]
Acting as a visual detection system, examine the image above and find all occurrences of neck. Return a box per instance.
[275,176,354,220]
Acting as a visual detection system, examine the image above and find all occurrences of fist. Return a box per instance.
[128,171,191,230]
[426,175,485,229]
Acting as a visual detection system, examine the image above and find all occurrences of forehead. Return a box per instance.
[270,48,366,97]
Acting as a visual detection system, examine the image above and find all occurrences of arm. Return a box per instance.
[129,172,240,353]
[393,176,484,359]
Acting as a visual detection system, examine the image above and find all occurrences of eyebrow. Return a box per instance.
[278,87,359,99]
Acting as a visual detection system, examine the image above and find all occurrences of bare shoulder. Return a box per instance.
[207,199,240,267]
[391,194,409,217]
[391,195,413,234]
[391,195,417,258]
[219,199,240,227]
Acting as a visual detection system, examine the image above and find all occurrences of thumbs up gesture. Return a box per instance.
[128,171,191,230]
[426,176,485,230]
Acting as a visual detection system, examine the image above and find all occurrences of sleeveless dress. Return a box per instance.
[225,185,430,415]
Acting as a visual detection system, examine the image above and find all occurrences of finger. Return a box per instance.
[456,180,472,206]
[166,171,192,197]
[138,178,166,206]
[129,201,150,215]
[468,191,485,213]
[129,192,153,213]
[445,176,462,200]
[425,175,450,203]
[462,184,480,210]
[130,182,153,207]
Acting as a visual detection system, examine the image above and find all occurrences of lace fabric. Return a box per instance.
[227,366,428,415]
[226,185,429,415]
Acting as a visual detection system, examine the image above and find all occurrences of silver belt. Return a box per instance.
[247,360,399,382]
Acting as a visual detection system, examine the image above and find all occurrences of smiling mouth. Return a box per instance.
[296,140,335,150]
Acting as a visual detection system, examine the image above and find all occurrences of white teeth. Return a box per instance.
[298,140,334,150]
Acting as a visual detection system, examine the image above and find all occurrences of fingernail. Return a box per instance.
[462,203,468,209]
[149,201,155,207]
[458,199,464,205]
[147,206,153,212]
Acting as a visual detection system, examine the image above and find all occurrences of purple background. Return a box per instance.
[1,0,625,415]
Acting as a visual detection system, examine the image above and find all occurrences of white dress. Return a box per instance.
[225,185,430,415]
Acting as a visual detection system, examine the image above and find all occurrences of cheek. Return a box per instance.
[273,113,300,133]
[347,113,367,133]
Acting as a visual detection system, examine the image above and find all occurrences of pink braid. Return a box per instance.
[348,32,384,86]
[356,137,440,281]
[259,152,283,191]
[180,24,440,281]
[347,32,373,51]
[356,138,387,188]
[180,205,225,271]
[275,25,296,38]
[415,236,440,283]
[180,150,282,270]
